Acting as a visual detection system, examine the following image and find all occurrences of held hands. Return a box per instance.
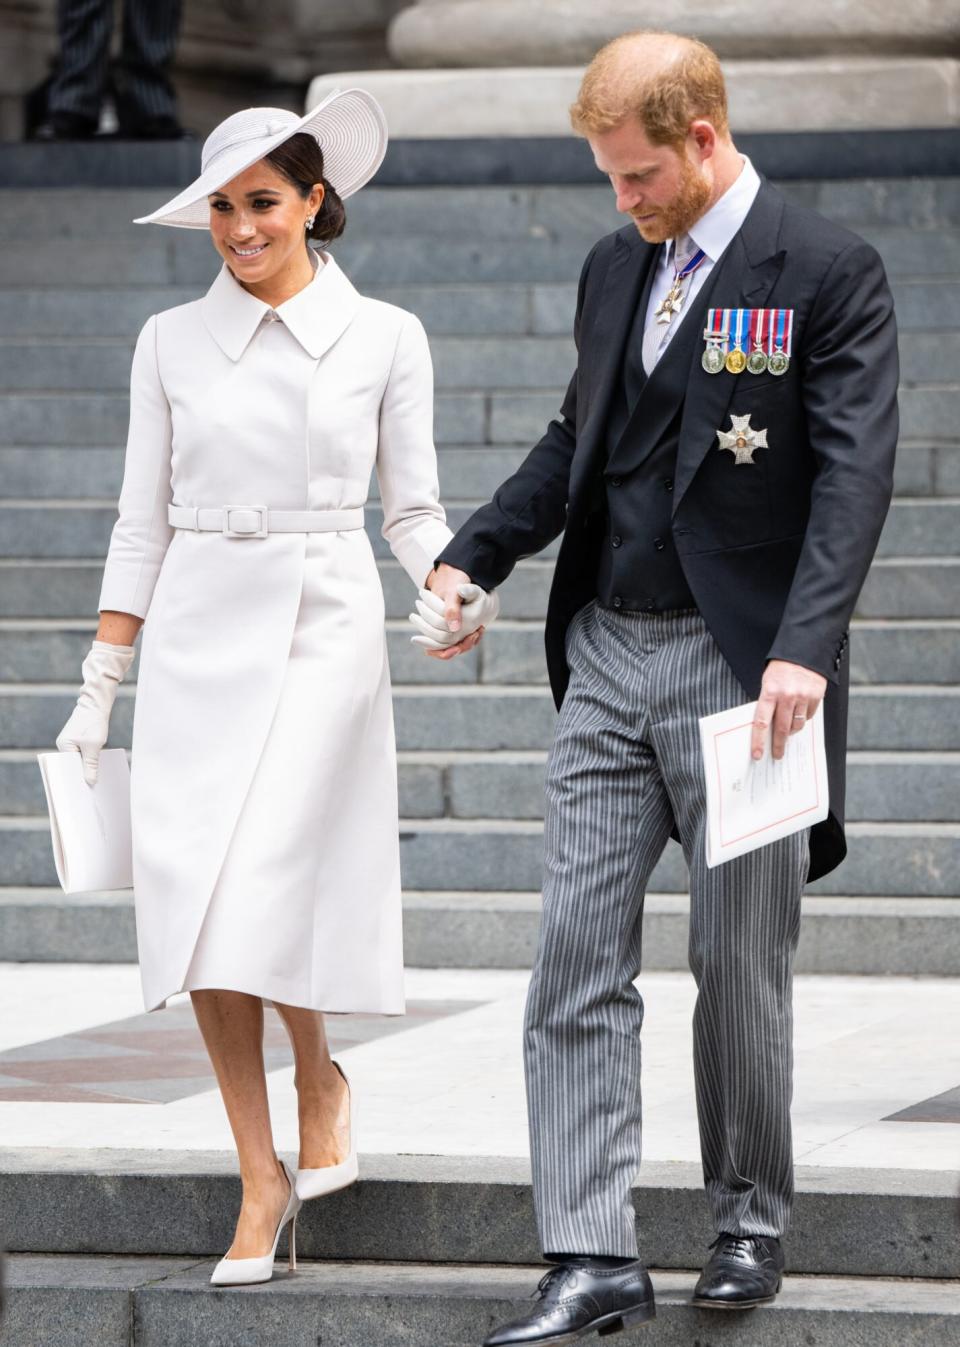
[751,659,827,762]
[409,565,500,659]
[56,641,136,785]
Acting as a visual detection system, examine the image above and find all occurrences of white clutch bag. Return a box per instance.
[36,749,134,894]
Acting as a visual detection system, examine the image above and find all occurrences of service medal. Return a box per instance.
[746,308,768,374]
[702,344,726,374]
[702,309,729,374]
[724,307,748,374]
[746,350,768,375]
[766,308,794,377]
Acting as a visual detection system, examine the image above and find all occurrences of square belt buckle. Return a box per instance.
[223,505,268,538]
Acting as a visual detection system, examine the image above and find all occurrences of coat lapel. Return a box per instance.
[569,228,656,506]
[278,253,361,360]
[673,181,787,506]
[201,251,360,363]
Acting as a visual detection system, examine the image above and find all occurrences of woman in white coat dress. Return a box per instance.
[54,91,497,1286]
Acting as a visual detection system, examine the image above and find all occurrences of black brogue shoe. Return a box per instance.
[692,1233,784,1309]
[483,1260,656,1346]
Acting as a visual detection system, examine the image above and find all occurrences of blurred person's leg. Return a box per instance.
[115,0,184,137]
[43,0,114,135]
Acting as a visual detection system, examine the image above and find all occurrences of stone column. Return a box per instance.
[318,0,960,135]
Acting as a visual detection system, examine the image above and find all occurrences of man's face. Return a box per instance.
[588,119,712,244]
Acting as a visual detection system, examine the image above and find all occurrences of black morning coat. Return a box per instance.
[436,178,900,882]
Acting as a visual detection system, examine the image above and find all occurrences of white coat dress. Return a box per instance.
[98,250,452,1013]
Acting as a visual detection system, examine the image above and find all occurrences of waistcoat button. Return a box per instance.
[610,476,623,487]
[653,537,665,551]
[611,534,622,548]
[612,595,623,609]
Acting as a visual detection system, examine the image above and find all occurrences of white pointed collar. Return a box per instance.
[201,249,360,362]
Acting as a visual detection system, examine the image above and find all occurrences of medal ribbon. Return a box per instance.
[732,307,748,351]
[705,308,726,341]
[674,245,707,282]
[749,308,766,350]
[767,309,794,356]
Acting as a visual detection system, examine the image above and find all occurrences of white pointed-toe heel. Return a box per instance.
[296,1060,359,1201]
[210,1159,301,1287]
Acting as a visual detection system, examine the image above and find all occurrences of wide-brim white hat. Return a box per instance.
[134,88,387,229]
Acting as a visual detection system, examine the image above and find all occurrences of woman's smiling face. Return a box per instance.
[207,158,323,287]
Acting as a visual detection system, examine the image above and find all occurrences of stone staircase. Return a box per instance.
[0,178,958,977]
[0,1151,957,1342]
[0,176,958,1344]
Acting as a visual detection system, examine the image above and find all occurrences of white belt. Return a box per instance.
[168,504,364,538]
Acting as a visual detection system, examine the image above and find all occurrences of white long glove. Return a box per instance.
[409,583,500,650]
[56,641,136,786]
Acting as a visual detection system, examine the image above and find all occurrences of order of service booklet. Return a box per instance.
[36,749,133,894]
[698,701,829,868]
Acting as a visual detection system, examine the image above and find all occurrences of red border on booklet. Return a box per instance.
[713,718,824,850]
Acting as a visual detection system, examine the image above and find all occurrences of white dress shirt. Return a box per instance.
[643,156,762,368]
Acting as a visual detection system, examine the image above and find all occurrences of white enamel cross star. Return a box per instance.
[654,287,684,324]
[717,413,769,465]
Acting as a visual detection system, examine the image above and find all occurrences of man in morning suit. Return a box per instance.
[421,30,898,1345]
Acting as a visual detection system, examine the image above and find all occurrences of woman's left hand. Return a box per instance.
[409,583,500,655]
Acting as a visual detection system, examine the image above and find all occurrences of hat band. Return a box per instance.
[201,120,298,176]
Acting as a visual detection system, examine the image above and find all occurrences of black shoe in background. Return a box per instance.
[483,1260,655,1346]
[31,112,97,141]
[691,1233,784,1309]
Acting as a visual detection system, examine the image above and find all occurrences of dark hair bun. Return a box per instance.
[265,131,347,248]
[309,182,345,246]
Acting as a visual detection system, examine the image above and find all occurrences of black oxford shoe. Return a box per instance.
[31,113,97,141]
[483,1261,655,1346]
[692,1233,784,1309]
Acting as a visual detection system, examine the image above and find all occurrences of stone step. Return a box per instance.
[0,616,955,692]
[0,445,535,503]
[474,618,960,684]
[0,222,958,287]
[1,384,952,445]
[3,552,953,625]
[3,179,959,240]
[4,440,960,500]
[0,334,588,395]
[3,277,957,338]
[1,329,956,391]
[3,738,953,821]
[1,745,955,822]
[1,815,956,896]
[418,751,949,822]
[2,888,957,976]
[0,1151,955,1279]
[2,1254,958,1347]
[1,684,957,752]
[0,389,492,447]
[0,499,955,561]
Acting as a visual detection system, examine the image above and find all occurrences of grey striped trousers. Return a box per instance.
[49,0,181,125]
[525,600,809,1257]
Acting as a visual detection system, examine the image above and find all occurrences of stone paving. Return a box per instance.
[0,963,956,1171]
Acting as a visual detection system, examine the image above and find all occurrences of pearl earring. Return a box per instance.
[305,215,316,230]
